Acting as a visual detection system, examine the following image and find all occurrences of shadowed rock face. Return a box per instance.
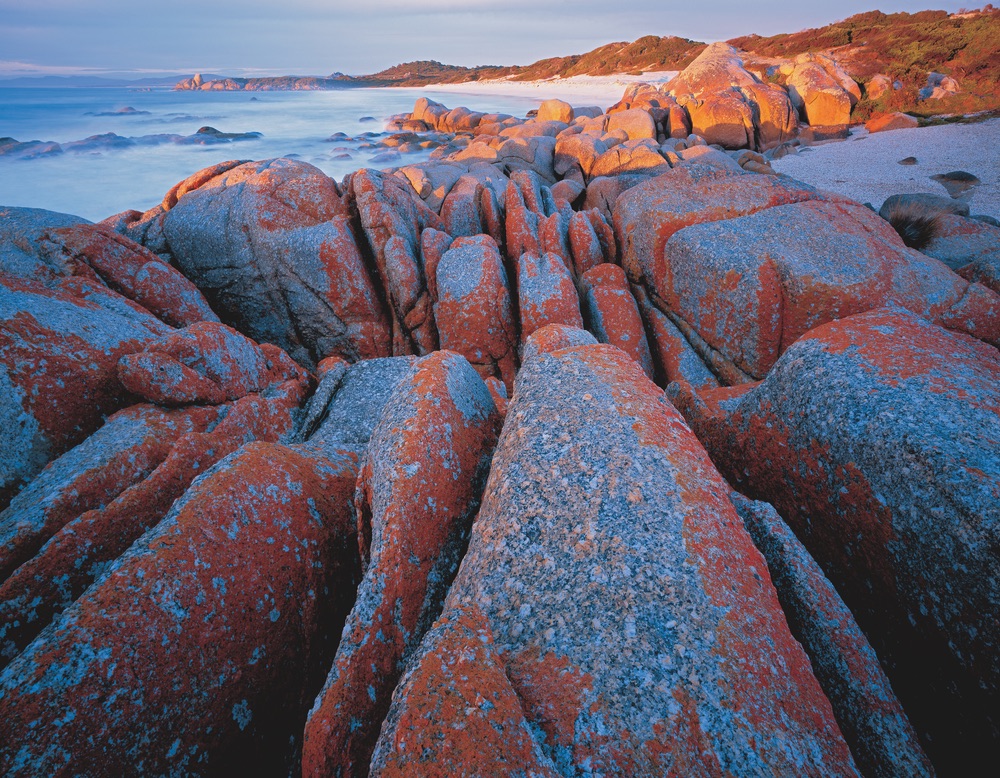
[672,308,1000,774]
[730,493,934,778]
[0,442,360,777]
[302,351,501,777]
[373,340,859,776]
[162,158,391,368]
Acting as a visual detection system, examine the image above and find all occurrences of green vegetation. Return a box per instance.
[730,7,1000,115]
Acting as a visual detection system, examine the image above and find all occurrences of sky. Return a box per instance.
[0,1,973,79]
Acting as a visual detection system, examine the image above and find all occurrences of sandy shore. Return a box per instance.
[421,71,678,112]
[772,118,1000,220]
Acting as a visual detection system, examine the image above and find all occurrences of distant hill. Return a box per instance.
[174,36,705,91]
[173,7,1000,118]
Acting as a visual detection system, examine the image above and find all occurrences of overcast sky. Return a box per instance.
[0,1,970,78]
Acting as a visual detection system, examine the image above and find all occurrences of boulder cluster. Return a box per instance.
[1,70,998,777]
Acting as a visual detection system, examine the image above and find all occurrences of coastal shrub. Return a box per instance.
[883,200,942,250]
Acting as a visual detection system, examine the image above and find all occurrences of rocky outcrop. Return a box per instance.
[4,77,996,776]
[578,263,654,379]
[785,53,858,127]
[664,42,798,150]
[730,493,934,778]
[516,251,584,343]
[615,165,1000,381]
[0,442,360,776]
[433,235,518,389]
[349,168,443,356]
[301,352,500,776]
[373,340,859,775]
[161,158,391,368]
[671,308,999,774]
[0,274,170,509]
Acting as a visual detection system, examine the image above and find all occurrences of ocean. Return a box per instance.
[0,86,543,222]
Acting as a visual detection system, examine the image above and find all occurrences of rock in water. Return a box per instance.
[162,158,390,367]
[371,338,859,776]
[671,308,1000,774]
[0,442,360,776]
[302,351,501,777]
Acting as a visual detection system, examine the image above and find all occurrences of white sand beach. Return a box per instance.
[772,119,1000,220]
[422,71,678,112]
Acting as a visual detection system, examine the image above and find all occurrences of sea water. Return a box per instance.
[0,86,543,221]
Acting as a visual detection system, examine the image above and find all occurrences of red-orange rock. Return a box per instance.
[369,605,559,777]
[537,99,574,124]
[0,442,360,776]
[588,139,670,180]
[45,223,218,328]
[433,236,518,389]
[350,168,444,356]
[613,164,820,290]
[606,108,656,140]
[301,352,500,777]
[670,308,999,774]
[554,132,608,180]
[0,275,169,508]
[419,227,454,301]
[517,252,584,344]
[665,43,798,150]
[567,211,605,277]
[379,344,859,775]
[505,179,541,259]
[786,60,853,127]
[520,323,598,363]
[0,372,309,664]
[539,211,572,271]
[632,284,719,389]
[116,321,282,406]
[865,112,919,133]
[579,264,654,379]
[163,159,389,366]
[440,175,485,238]
[650,197,999,378]
[0,403,216,587]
